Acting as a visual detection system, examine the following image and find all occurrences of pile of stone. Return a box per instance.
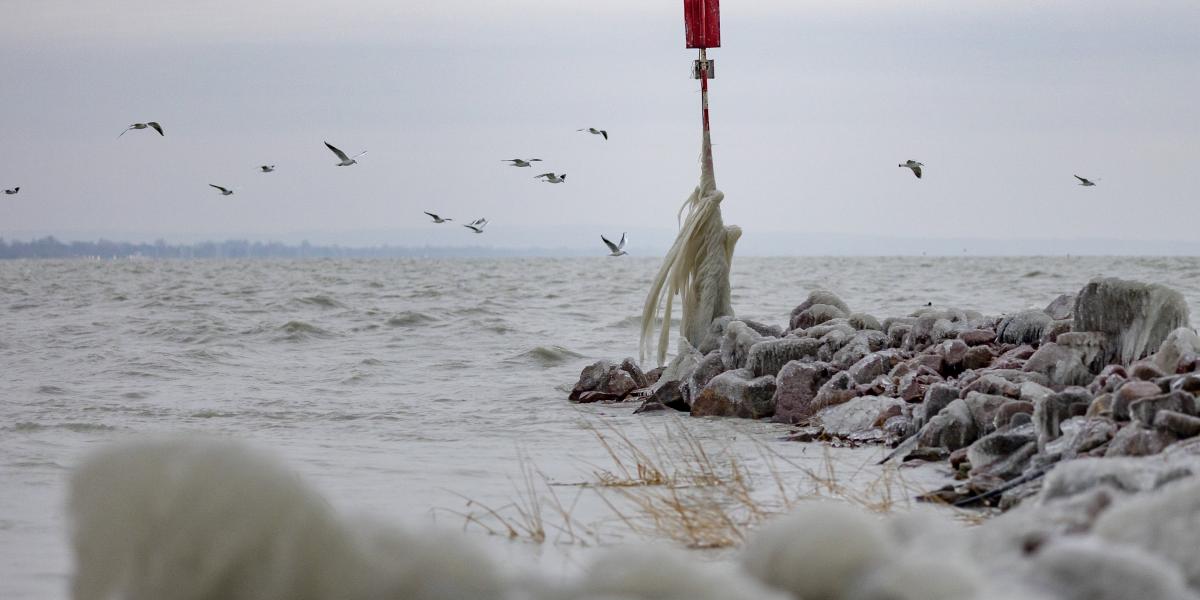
[568,277,1199,507]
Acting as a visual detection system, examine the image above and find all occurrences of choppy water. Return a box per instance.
[2,256,1199,598]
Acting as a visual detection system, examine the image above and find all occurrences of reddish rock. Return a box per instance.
[993,400,1035,430]
[1104,425,1175,457]
[958,329,997,347]
[771,361,835,424]
[964,345,994,371]
[1112,380,1164,421]
[575,390,622,403]
[1129,390,1197,427]
[1153,410,1200,438]
[1128,360,1166,381]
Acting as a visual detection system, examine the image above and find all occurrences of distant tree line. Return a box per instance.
[0,236,584,259]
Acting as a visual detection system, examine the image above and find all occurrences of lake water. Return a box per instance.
[3,255,1199,598]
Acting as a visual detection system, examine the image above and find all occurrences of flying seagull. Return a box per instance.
[534,173,567,184]
[324,141,366,166]
[424,211,452,223]
[602,232,628,257]
[898,160,923,179]
[578,127,608,140]
[1074,175,1097,187]
[208,184,234,196]
[503,158,542,167]
[260,165,276,173]
[464,218,488,234]
[3,187,18,195]
[119,122,164,138]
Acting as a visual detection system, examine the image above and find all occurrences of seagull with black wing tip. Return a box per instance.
[424,211,453,223]
[464,218,488,234]
[208,184,234,196]
[119,122,164,137]
[578,127,608,140]
[898,160,923,179]
[324,141,366,166]
[260,165,276,173]
[503,158,542,167]
[602,232,628,257]
[534,173,566,184]
[1074,175,1097,187]
[3,187,18,195]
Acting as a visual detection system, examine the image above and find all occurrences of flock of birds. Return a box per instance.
[2,122,1099,256]
[3,122,626,253]
[898,159,1099,187]
[422,126,626,255]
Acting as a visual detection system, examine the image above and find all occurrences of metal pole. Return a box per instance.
[699,47,713,174]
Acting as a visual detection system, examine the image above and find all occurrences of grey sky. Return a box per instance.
[1,1,1197,250]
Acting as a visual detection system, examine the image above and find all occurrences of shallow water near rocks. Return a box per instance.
[2,256,1199,598]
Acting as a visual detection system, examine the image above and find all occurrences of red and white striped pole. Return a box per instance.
[684,0,720,174]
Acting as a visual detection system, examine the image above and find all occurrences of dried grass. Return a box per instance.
[441,416,987,549]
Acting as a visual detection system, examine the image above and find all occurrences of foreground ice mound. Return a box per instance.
[742,502,893,600]
[68,437,502,600]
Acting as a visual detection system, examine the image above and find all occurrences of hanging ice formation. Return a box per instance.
[639,130,741,367]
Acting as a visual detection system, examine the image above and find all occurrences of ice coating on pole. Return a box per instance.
[640,130,740,366]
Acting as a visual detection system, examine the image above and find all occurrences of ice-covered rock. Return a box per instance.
[690,369,777,419]
[1153,327,1200,375]
[997,310,1053,345]
[720,321,764,371]
[1044,293,1076,320]
[1023,343,1092,387]
[1073,277,1190,365]
[815,395,904,438]
[745,337,820,377]
[789,290,851,331]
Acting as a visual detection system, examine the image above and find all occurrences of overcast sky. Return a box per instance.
[1,1,1197,250]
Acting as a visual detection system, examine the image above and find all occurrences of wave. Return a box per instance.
[293,295,344,308]
[6,421,118,433]
[275,320,335,341]
[385,311,439,327]
[508,345,584,367]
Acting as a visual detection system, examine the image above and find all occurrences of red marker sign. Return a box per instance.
[683,0,721,49]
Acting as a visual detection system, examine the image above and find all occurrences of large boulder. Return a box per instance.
[691,369,777,419]
[746,337,821,377]
[771,361,836,424]
[1073,277,1190,365]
